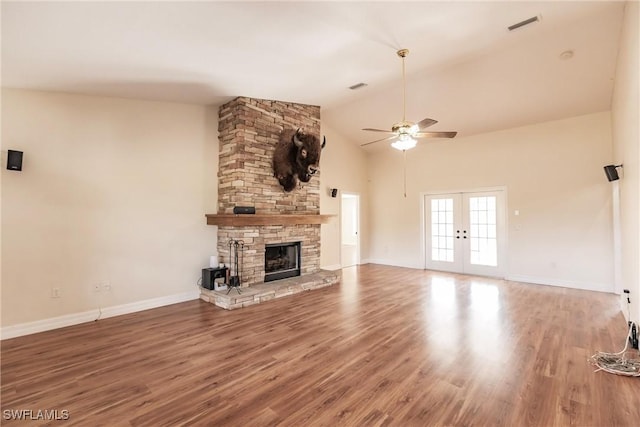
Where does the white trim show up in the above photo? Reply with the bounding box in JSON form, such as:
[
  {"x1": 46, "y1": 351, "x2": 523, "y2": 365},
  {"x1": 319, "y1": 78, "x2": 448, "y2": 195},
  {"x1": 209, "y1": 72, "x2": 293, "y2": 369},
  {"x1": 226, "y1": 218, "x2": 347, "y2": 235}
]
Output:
[
  {"x1": 505, "y1": 275, "x2": 614, "y2": 293},
  {"x1": 419, "y1": 192, "x2": 427, "y2": 270},
  {"x1": 1, "y1": 311, "x2": 98, "y2": 341},
  {"x1": 1, "y1": 290, "x2": 199, "y2": 340},
  {"x1": 367, "y1": 259, "x2": 423, "y2": 270},
  {"x1": 419, "y1": 185, "x2": 508, "y2": 197},
  {"x1": 612, "y1": 182, "x2": 622, "y2": 295},
  {"x1": 322, "y1": 264, "x2": 343, "y2": 271}
]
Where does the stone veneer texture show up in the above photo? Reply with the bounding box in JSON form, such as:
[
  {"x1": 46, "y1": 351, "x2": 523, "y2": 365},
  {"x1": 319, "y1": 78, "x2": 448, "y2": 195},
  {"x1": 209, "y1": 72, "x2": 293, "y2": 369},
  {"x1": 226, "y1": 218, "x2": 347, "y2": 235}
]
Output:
[{"x1": 217, "y1": 97, "x2": 322, "y2": 287}]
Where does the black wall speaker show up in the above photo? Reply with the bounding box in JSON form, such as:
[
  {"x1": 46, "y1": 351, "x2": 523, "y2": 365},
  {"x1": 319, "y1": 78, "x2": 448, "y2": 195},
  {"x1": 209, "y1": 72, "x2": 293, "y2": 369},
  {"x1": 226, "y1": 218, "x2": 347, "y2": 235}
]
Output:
[
  {"x1": 604, "y1": 164, "x2": 620, "y2": 182},
  {"x1": 331, "y1": 188, "x2": 338, "y2": 198},
  {"x1": 7, "y1": 150, "x2": 23, "y2": 171}
]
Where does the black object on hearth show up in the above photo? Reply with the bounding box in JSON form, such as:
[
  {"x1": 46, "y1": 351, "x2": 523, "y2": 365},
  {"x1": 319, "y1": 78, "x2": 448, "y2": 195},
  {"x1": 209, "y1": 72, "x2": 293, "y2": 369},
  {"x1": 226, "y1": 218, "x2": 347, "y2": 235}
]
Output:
[
  {"x1": 227, "y1": 239, "x2": 245, "y2": 294},
  {"x1": 202, "y1": 267, "x2": 228, "y2": 290}
]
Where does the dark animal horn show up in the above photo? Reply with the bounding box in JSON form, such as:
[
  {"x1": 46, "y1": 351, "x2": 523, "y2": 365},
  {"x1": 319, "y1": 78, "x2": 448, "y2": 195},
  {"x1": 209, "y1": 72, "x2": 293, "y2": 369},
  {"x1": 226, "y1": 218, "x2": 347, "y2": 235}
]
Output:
[
  {"x1": 293, "y1": 128, "x2": 303, "y2": 147},
  {"x1": 321, "y1": 136, "x2": 326, "y2": 149}
]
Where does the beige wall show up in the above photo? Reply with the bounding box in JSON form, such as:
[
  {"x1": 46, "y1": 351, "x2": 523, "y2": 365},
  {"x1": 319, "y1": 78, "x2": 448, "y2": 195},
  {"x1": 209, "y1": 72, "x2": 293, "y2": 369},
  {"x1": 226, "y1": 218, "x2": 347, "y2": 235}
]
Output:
[
  {"x1": 612, "y1": 1, "x2": 639, "y2": 323},
  {"x1": 1, "y1": 89, "x2": 218, "y2": 327},
  {"x1": 0, "y1": 89, "x2": 368, "y2": 332},
  {"x1": 367, "y1": 111, "x2": 614, "y2": 292},
  {"x1": 320, "y1": 122, "x2": 369, "y2": 269}
]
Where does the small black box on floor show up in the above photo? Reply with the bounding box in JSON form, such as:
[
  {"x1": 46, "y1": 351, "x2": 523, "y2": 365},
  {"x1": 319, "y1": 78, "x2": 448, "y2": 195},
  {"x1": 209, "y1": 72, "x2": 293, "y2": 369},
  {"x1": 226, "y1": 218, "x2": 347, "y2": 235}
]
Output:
[
  {"x1": 202, "y1": 267, "x2": 228, "y2": 290},
  {"x1": 233, "y1": 206, "x2": 255, "y2": 214}
]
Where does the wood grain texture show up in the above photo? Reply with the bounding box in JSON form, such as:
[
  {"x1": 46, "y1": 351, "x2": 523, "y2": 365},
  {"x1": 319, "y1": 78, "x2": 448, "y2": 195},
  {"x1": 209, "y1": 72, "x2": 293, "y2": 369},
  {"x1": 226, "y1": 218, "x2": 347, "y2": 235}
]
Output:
[
  {"x1": 2, "y1": 265, "x2": 638, "y2": 426},
  {"x1": 205, "y1": 214, "x2": 334, "y2": 226}
]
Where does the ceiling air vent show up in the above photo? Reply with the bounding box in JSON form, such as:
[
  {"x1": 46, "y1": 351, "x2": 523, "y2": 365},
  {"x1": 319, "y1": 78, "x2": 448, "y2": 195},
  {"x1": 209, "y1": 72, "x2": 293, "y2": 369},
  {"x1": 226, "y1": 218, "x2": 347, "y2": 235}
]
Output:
[
  {"x1": 508, "y1": 15, "x2": 540, "y2": 31},
  {"x1": 349, "y1": 82, "x2": 368, "y2": 90}
]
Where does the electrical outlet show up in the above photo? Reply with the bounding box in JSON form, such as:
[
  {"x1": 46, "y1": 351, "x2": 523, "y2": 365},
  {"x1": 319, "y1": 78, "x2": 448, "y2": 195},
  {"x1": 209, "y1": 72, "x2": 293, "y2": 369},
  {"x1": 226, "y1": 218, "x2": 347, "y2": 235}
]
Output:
[
  {"x1": 102, "y1": 282, "x2": 112, "y2": 292},
  {"x1": 51, "y1": 288, "x2": 61, "y2": 298}
]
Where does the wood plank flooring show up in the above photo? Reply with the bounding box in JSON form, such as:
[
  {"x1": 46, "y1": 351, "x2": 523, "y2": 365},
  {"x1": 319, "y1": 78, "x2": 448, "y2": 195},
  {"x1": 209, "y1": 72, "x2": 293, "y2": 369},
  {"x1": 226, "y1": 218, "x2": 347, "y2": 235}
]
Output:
[{"x1": 2, "y1": 265, "x2": 638, "y2": 426}]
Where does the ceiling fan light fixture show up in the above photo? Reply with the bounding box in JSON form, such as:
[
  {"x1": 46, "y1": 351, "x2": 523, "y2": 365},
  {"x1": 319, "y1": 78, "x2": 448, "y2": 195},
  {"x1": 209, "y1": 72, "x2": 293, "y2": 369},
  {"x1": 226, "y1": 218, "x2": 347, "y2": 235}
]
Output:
[
  {"x1": 360, "y1": 48, "x2": 457, "y2": 149},
  {"x1": 391, "y1": 135, "x2": 417, "y2": 151}
]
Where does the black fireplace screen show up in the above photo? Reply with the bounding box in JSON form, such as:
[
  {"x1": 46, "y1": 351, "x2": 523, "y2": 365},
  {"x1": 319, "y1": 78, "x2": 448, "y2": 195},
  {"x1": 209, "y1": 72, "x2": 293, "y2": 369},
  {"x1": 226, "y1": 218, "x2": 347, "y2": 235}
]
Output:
[{"x1": 264, "y1": 242, "x2": 301, "y2": 282}]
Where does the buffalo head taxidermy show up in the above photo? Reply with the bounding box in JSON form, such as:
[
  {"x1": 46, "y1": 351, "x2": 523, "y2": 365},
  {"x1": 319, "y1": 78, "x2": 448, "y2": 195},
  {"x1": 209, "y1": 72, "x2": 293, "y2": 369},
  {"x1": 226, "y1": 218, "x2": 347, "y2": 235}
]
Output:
[{"x1": 273, "y1": 128, "x2": 326, "y2": 192}]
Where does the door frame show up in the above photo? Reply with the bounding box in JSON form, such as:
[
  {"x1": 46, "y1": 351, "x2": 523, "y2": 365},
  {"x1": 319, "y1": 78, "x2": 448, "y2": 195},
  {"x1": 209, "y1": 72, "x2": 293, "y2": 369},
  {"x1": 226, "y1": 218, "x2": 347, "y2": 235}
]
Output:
[
  {"x1": 420, "y1": 186, "x2": 508, "y2": 277},
  {"x1": 340, "y1": 191, "x2": 361, "y2": 267}
]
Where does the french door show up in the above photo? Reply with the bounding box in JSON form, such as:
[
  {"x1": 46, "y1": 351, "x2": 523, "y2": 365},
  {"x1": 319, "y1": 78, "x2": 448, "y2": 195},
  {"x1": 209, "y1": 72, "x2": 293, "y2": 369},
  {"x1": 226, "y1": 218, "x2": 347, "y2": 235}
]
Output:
[{"x1": 425, "y1": 190, "x2": 506, "y2": 277}]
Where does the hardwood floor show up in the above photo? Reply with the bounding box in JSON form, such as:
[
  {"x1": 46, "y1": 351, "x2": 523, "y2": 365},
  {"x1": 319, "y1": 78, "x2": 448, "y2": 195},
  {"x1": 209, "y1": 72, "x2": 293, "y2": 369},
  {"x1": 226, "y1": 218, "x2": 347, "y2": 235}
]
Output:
[{"x1": 2, "y1": 265, "x2": 638, "y2": 426}]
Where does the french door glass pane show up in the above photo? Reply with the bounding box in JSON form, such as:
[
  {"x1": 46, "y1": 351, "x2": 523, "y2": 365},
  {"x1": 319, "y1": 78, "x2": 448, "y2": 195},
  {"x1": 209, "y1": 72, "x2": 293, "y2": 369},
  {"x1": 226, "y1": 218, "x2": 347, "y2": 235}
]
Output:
[
  {"x1": 431, "y1": 198, "x2": 454, "y2": 262},
  {"x1": 468, "y1": 196, "x2": 497, "y2": 266}
]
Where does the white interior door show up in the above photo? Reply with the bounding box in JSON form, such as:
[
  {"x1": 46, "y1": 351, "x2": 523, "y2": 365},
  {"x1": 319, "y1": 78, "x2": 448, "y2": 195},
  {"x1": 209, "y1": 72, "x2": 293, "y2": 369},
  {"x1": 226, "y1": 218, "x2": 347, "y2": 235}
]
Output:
[
  {"x1": 425, "y1": 190, "x2": 506, "y2": 277},
  {"x1": 341, "y1": 193, "x2": 360, "y2": 267}
]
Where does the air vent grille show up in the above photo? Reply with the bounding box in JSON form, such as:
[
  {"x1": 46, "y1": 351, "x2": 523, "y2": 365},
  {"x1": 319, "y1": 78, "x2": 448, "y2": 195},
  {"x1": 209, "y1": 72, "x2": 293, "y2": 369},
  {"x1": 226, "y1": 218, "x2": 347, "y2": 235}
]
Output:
[
  {"x1": 349, "y1": 82, "x2": 368, "y2": 90},
  {"x1": 508, "y1": 15, "x2": 540, "y2": 31}
]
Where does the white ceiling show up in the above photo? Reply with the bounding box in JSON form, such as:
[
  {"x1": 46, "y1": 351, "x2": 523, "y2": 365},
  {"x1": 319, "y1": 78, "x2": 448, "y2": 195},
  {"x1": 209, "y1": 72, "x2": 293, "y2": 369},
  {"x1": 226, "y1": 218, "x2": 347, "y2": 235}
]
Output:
[{"x1": 1, "y1": 1, "x2": 625, "y2": 149}]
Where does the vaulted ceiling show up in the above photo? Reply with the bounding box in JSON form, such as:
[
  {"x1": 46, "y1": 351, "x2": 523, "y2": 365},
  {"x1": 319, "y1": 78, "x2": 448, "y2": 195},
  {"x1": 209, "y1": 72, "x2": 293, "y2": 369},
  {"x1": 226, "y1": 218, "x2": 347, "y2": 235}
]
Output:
[{"x1": 1, "y1": 1, "x2": 625, "y2": 148}]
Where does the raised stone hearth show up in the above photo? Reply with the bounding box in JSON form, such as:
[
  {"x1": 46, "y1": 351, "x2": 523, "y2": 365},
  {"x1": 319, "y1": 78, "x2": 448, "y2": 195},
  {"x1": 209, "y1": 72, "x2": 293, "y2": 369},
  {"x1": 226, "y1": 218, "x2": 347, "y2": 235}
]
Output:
[
  {"x1": 201, "y1": 96, "x2": 338, "y2": 309},
  {"x1": 200, "y1": 270, "x2": 340, "y2": 310}
]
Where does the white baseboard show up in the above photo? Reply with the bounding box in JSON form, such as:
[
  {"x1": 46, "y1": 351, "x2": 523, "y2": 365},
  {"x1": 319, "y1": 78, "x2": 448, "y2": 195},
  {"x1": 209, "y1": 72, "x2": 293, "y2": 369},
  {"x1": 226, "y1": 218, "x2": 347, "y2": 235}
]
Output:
[
  {"x1": 1, "y1": 290, "x2": 199, "y2": 340},
  {"x1": 505, "y1": 275, "x2": 614, "y2": 293},
  {"x1": 366, "y1": 259, "x2": 423, "y2": 270},
  {"x1": 323, "y1": 261, "x2": 372, "y2": 270},
  {"x1": 348, "y1": 265, "x2": 613, "y2": 294}
]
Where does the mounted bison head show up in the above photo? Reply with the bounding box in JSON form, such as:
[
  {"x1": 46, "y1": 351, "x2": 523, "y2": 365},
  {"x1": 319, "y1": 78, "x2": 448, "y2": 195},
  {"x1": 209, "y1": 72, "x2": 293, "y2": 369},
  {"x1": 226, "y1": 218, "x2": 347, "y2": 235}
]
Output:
[{"x1": 273, "y1": 128, "x2": 326, "y2": 192}]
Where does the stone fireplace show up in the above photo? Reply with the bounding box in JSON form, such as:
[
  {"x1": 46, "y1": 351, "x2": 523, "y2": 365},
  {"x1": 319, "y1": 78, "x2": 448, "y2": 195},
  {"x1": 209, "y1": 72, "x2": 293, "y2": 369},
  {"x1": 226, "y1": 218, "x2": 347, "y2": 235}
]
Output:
[{"x1": 200, "y1": 96, "x2": 339, "y2": 309}]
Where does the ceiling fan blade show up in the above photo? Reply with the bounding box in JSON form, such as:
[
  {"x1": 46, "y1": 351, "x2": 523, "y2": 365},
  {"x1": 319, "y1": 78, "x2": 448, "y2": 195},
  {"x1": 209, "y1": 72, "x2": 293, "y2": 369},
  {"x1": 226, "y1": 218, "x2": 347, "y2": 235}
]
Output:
[
  {"x1": 416, "y1": 118, "x2": 438, "y2": 130},
  {"x1": 362, "y1": 128, "x2": 395, "y2": 134},
  {"x1": 414, "y1": 131, "x2": 458, "y2": 139},
  {"x1": 360, "y1": 135, "x2": 397, "y2": 147}
]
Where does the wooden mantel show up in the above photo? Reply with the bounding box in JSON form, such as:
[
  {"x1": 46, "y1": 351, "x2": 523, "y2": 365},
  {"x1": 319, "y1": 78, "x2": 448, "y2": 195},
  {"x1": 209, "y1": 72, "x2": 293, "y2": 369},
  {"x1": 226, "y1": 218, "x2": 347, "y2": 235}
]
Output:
[{"x1": 205, "y1": 214, "x2": 334, "y2": 227}]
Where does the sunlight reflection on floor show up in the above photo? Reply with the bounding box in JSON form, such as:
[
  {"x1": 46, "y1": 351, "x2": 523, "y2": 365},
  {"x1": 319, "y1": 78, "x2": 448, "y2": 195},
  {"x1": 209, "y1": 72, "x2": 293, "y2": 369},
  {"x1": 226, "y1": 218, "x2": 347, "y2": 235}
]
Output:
[
  {"x1": 339, "y1": 266, "x2": 360, "y2": 319},
  {"x1": 422, "y1": 273, "x2": 514, "y2": 374}
]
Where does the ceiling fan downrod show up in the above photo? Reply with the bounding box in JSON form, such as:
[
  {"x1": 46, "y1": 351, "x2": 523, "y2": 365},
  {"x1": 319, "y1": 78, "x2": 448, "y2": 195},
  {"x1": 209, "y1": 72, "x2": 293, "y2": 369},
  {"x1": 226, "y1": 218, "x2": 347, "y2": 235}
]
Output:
[{"x1": 397, "y1": 49, "x2": 409, "y2": 123}]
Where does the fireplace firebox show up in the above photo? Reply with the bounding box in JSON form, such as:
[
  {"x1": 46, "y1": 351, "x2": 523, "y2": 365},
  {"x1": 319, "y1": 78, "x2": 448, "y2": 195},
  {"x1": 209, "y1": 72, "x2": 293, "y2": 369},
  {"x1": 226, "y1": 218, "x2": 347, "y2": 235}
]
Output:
[{"x1": 265, "y1": 242, "x2": 301, "y2": 282}]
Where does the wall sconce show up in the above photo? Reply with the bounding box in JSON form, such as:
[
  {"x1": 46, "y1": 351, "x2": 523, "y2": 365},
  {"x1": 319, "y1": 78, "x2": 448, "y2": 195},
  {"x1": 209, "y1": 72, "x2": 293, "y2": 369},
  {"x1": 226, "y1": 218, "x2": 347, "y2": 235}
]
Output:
[
  {"x1": 330, "y1": 188, "x2": 338, "y2": 198},
  {"x1": 603, "y1": 164, "x2": 623, "y2": 182}
]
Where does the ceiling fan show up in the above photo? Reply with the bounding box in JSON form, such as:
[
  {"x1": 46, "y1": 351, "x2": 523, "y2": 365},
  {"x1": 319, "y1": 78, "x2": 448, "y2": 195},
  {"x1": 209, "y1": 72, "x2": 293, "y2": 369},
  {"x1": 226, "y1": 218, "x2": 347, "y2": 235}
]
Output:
[{"x1": 361, "y1": 49, "x2": 457, "y2": 150}]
